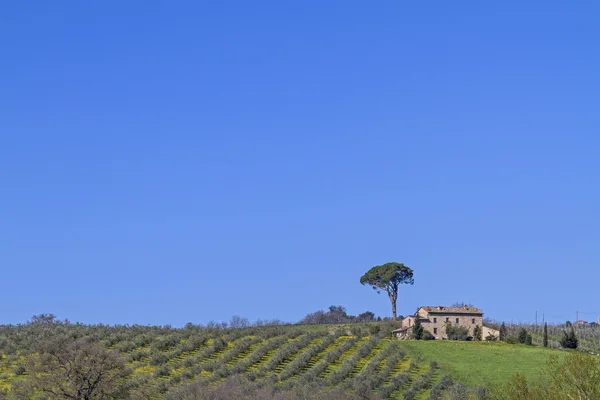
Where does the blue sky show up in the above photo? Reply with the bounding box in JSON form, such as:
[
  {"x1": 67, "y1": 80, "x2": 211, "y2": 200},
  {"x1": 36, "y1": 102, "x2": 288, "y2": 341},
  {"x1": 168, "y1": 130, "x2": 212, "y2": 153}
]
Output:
[{"x1": 1, "y1": 1, "x2": 598, "y2": 326}]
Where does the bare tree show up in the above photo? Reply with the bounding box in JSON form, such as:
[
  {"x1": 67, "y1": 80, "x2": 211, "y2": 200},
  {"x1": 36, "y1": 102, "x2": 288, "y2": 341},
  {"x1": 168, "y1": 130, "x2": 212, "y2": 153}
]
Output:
[{"x1": 15, "y1": 337, "x2": 131, "y2": 400}]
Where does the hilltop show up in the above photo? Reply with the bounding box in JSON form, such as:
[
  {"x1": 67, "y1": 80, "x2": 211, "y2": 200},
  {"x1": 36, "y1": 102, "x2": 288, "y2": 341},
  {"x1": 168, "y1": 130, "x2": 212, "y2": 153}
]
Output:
[{"x1": 0, "y1": 321, "x2": 567, "y2": 399}]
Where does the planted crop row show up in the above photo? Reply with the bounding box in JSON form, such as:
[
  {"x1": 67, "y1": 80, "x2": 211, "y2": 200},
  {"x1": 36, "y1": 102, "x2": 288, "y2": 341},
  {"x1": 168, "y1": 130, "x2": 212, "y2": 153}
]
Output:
[
  {"x1": 382, "y1": 357, "x2": 421, "y2": 399},
  {"x1": 351, "y1": 339, "x2": 395, "y2": 387},
  {"x1": 428, "y1": 375, "x2": 453, "y2": 400},
  {"x1": 402, "y1": 361, "x2": 438, "y2": 400},
  {"x1": 352, "y1": 341, "x2": 406, "y2": 393},
  {"x1": 236, "y1": 330, "x2": 302, "y2": 374},
  {"x1": 255, "y1": 332, "x2": 327, "y2": 378},
  {"x1": 278, "y1": 331, "x2": 346, "y2": 382},
  {"x1": 296, "y1": 335, "x2": 359, "y2": 385},
  {"x1": 326, "y1": 335, "x2": 379, "y2": 385}
]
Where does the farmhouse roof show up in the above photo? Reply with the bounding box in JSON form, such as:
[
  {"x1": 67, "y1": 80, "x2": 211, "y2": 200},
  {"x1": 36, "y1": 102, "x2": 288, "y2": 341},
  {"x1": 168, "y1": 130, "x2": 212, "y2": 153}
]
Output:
[{"x1": 420, "y1": 305, "x2": 483, "y2": 315}]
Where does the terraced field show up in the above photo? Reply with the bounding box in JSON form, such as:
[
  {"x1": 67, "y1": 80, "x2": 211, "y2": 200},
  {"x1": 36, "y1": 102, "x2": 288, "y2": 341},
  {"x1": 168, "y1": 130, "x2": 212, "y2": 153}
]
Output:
[
  {"x1": 0, "y1": 323, "x2": 565, "y2": 399},
  {"x1": 0, "y1": 325, "x2": 450, "y2": 399}
]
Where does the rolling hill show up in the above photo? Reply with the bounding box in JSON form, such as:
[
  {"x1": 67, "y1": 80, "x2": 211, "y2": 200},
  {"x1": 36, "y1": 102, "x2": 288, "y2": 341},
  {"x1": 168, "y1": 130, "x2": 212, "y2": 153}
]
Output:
[{"x1": 0, "y1": 322, "x2": 567, "y2": 399}]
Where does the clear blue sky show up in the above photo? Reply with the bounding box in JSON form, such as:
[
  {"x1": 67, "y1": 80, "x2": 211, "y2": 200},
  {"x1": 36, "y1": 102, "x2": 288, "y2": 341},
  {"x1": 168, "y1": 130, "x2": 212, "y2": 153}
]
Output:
[{"x1": 1, "y1": 1, "x2": 599, "y2": 326}]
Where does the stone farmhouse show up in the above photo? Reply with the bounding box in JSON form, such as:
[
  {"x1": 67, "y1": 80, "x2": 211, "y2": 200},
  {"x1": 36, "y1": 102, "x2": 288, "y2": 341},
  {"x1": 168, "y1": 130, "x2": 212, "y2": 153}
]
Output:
[{"x1": 392, "y1": 305, "x2": 499, "y2": 340}]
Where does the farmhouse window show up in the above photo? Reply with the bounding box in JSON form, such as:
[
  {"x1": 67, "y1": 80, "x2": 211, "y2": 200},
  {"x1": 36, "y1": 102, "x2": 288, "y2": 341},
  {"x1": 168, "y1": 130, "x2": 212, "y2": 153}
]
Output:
[
  {"x1": 472, "y1": 318, "x2": 475, "y2": 324},
  {"x1": 433, "y1": 318, "x2": 437, "y2": 323},
  {"x1": 445, "y1": 317, "x2": 449, "y2": 322},
  {"x1": 456, "y1": 318, "x2": 459, "y2": 323},
  {"x1": 434, "y1": 328, "x2": 437, "y2": 334}
]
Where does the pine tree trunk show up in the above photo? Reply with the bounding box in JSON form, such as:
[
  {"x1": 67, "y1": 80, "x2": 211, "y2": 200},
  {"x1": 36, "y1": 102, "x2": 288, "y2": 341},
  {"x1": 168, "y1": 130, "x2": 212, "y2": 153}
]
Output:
[{"x1": 389, "y1": 291, "x2": 398, "y2": 320}]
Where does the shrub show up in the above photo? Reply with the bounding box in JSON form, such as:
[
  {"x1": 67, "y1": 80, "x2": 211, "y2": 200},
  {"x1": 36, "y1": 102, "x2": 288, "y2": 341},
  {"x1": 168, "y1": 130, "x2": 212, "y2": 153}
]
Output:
[
  {"x1": 499, "y1": 322, "x2": 508, "y2": 341},
  {"x1": 152, "y1": 335, "x2": 180, "y2": 352},
  {"x1": 422, "y1": 330, "x2": 435, "y2": 340},
  {"x1": 13, "y1": 365, "x2": 26, "y2": 375},
  {"x1": 412, "y1": 317, "x2": 424, "y2": 340},
  {"x1": 518, "y1": 328, "x2": 528, "y2": 344},
  {"x1": 150, "y1": 352, "x2": 168, "y2": 366},
  {"x1": 116, "y1": 340, "x2": 137, "y2": 352},
  {"x1": 154, "y1": 365, "x2": 170, "y2": 378},
  {"x1": 448, "y1": 382, "x2": 469, "y2": 400},
  {"x1": 349, "y1": 325, "x2": 364, "y2": 337},
  {"x1": 485, "y1": 332, "x2": 498, "y2": 341},
  {"x1": 368, "y1": 325, "x2": 380, "y2": 335},
  {"x1": 498, "y1": 352, "x2": 600, "y2": 399},
  {"x1": 525, "y1": 333, "x2": 533, "y2": 346},
  {"x1": 560, "y1": 327, "x2": 578, "y2": 349},
  {"x1": 446, "y1": 324, "x2": 470, "y2": 341},
  {"x1": 506, "y1": 335, "x2": 519, "y2": 344},
  {"x1": 473, "y1": 325, "x2": 483, "y2": 341},
  {"x1": 429, "y1": 375, "x2": 453, "y2": 400}
]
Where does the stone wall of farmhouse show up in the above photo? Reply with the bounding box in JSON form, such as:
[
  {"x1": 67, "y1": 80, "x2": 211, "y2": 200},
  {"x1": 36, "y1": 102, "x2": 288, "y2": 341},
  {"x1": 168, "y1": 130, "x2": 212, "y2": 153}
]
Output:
[
  {"x1": 402, "y1": 316, "x2": 416, "y2": 329},
  {"x1": 421, "y1": 313, "x2": 483, "y2": 339},
  {"x1": 482, "y1": 326, "x2": 499, "y2": 339}
]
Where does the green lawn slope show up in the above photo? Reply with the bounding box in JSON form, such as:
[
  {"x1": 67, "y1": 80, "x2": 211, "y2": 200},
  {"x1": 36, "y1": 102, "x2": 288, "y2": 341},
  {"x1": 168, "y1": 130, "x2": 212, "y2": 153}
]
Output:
[{"x1": 400, "y1": 340, "x2": 563, "y2": 387}]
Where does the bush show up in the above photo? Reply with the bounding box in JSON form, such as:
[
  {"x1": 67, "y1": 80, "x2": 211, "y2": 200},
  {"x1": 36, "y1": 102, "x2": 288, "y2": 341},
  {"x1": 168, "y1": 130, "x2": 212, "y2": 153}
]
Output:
[
  {"x1": 525, "y1": 333, "x2": 533, "y2": 346},
  {"x1": 485, "y1": 332, "x2": 498, "y2": 341},
  {"x1": 473, "y1": 325, "x2": 483, "y2": 341},
  {"x1": 150, "y1": 352, "x2": 168, "y2": 366},
  {"x1": 154, "y1": 365, "x2": 170, "y2": 378},
  {"x1": 498, "y1": 352, "x2": 600, "y2": 399},
  {"x1": 506, "y1": 335, "x2": 519, "y2": 344},
  {"x1": 423, "y1": 330, "x2": 435, "y2": 340},
  {"x1": 429, "y1": 375, "x2": 453, "y2": 400},
  {"x1": 448, "y1": 382, "x2": 469, "y2": 400},
  {"x1": 378, "y1": 372, "x2": 410, "y2": 398},
  {"x1": 13, "y1": 364, "x2": 26, "y2": 375},
  {"x1": 412, "y1": 318, "x2": 424, "y2": 340},
  {"x1": 152, "y1": 335, "x2": 180, "y2": 352},
  {"x1": 368, "y1": 325, "x2": 380, "y2": 335},
  {"x1": 446, "y1": 324, "x2": 470, "y2": 341},
  {"x1": 518, "y1": 328, "x2": 528, "y2": 344},
  {"x1": 560, "y1": 327, "x2": 579, "y2": 349},
  {"x1": 499, "y1": 322, "x2": 508, "y2": 342}
]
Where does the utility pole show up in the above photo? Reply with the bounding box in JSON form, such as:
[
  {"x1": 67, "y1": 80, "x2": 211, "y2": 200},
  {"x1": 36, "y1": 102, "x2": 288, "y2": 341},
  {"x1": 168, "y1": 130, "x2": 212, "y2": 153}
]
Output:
[
  {"x1": 542, "y1": 313, "x2": 545, "y2": 325},
  {"x1": 576, "y1": 310, "x2": 579, "y2": 322},
  {"x1": 536, "y1": 311, "x2": 538, "y2": 326}
]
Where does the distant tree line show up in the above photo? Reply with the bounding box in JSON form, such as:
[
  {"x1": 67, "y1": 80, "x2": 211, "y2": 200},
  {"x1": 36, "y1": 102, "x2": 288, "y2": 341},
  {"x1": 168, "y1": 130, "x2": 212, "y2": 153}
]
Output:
[
  {"x1": 495, "y1": 321, "x2": 579, "y2": 349},
  {"x1": 299, "y1": 306, "x2": 381, "y2": 325}
]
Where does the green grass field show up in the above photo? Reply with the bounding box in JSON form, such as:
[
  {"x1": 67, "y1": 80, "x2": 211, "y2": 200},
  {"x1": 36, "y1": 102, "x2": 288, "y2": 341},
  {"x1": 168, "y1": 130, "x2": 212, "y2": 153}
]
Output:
[
  {"x1": 401, "y1": 340, "x2": 563, "y2": 387},
  {"x1": 0, "y1": 324, "x2": 566, "y2": 399}
]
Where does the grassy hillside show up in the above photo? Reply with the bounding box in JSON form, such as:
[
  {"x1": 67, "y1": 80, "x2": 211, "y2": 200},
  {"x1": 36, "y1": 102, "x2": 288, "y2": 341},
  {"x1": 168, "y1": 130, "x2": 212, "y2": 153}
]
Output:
[
  {"x1": 401, "y1": 340, "x2": 563, "y2": 387},
  {"x1": 0, "y1": 323, "x2": 564, "y2": 399}
]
